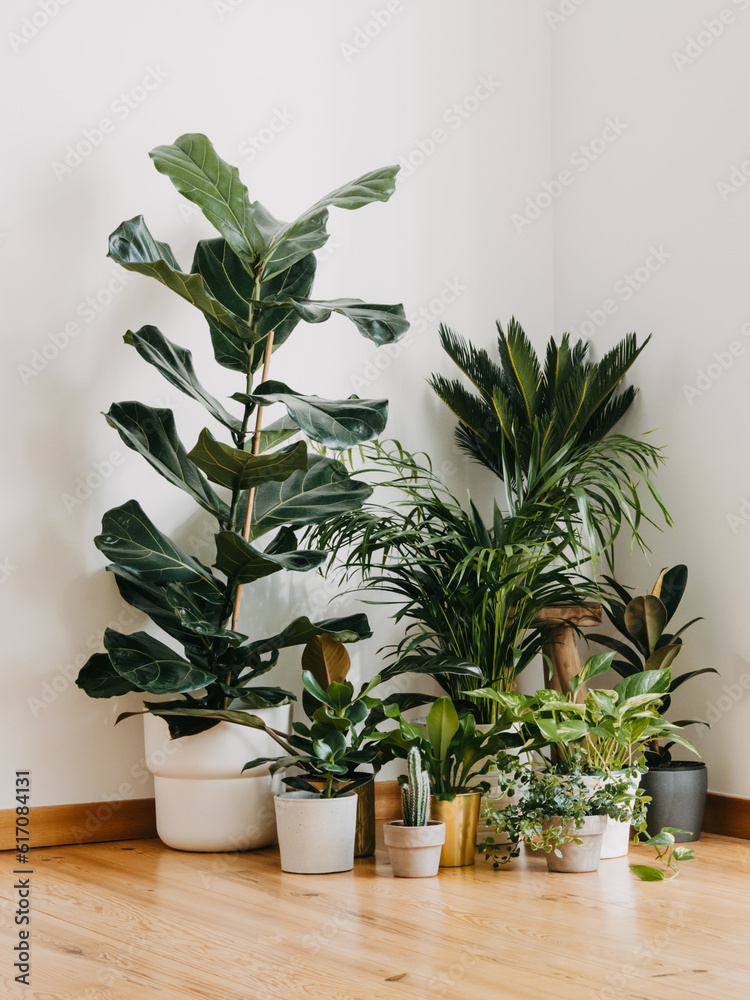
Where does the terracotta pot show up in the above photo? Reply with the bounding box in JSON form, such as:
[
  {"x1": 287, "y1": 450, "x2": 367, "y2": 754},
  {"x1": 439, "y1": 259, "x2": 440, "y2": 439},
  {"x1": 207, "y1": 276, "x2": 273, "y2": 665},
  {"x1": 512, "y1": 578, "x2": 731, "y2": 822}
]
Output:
[
  {"x1": 431, "y1": 791, "x2": 481, "y2": 867},
  {"x1": 543, "y1": 814, "x2": 607, "y2": 872},
  {"x1": 274, "y1": 791, "x2": 357, "y2": 874},
  {"x1": 383, "y1": 820, "x2": 446, "y2": 877}
]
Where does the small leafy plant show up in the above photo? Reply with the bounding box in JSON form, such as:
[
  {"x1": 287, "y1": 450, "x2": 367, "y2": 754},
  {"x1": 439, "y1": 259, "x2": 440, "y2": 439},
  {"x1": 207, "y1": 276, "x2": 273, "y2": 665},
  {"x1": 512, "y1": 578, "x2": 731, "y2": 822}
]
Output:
[{"x1": 630, "y1": 827, "x2": 696, "y2": 881}]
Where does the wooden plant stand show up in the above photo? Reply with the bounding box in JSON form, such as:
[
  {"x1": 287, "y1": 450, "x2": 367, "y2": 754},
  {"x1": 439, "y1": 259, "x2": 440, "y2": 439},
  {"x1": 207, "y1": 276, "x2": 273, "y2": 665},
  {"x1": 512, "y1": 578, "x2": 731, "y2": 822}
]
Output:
[{"x1": 534, "y1": 603, "x2": 602, "y2": 700}]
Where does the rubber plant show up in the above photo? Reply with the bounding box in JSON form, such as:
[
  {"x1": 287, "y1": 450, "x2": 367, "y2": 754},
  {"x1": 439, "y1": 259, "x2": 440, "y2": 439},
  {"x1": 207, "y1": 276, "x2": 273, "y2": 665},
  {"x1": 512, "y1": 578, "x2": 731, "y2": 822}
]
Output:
[{"x1": 75, "y1": 133, "x2": 409, "y2": 738}]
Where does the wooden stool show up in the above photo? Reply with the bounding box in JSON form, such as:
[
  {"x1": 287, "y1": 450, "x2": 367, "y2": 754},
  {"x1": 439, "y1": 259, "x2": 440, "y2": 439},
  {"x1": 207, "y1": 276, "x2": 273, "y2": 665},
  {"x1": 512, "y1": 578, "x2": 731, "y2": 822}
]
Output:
[{"x1": 534, "y1": 603, "x2": 602, "y2": 701}]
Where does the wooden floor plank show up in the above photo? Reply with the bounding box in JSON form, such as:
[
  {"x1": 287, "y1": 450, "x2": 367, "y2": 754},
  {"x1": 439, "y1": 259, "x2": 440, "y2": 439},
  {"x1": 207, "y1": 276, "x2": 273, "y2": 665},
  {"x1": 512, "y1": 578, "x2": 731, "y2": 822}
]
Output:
[{"x1": 0, "y1": 834, "x2": 748, "y2": 999}]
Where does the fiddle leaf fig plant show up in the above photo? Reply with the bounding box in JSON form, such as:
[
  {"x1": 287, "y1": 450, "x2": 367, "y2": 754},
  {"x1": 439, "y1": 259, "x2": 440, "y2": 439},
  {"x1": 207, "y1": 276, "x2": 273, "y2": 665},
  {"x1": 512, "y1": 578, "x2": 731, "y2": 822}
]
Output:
[{"x1": 76, "y1": 133, "x2": 409, "y2": 738}]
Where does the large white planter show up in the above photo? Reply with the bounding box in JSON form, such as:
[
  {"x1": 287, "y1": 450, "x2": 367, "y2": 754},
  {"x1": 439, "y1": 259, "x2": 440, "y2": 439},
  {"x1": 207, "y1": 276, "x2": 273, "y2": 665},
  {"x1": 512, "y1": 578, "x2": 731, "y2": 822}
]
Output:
[
  {"x1": 143, "y1": 704, "x2": 291, "y2": 853},
  {"x1": 274, "y1": 791, "x2": 358, "y2": 874},
  {"x1": 583, "y1": 770, "x2": 642, "y2": 859}
]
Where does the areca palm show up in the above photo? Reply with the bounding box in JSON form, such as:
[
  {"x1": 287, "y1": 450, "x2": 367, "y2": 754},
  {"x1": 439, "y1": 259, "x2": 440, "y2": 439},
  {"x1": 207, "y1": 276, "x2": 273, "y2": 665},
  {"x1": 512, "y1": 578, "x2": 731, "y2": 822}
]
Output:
[{"x1": 430, "y1": 319, "x2": 669, "y2": 567}]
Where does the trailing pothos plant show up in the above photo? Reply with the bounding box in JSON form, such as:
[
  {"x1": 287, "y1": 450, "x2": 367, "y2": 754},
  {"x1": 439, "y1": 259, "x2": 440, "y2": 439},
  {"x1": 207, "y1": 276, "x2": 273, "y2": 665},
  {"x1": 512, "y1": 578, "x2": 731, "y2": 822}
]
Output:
[{"x1": 75, "y1": 133, "x2": 409, "y2": 738}]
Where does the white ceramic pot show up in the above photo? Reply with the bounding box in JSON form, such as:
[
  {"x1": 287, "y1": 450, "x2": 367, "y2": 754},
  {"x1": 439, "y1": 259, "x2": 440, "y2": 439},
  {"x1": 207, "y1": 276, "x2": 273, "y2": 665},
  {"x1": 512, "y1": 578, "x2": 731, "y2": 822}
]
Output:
[
  {"x1": 383, "y1": 820, "x2": 446, "y2": 877},
  {"x1": 274, "y1": 791, "x2": 358, "y2": 874},
  {"x1": 143, "y1": 704, "x2": 291, "y2": 852},
  {"x1": 583, "y1": 770, "x2": 642, "y2": 859}
]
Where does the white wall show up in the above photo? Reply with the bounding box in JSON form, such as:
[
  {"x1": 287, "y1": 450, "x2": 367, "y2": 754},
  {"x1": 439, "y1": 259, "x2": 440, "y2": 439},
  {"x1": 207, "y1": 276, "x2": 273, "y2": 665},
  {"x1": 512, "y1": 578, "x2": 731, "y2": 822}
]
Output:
[
  {"x1": 1, "y1": 0, "x2": 552, "y2": 808},
  {"x1": 4, "y1": 1, "x2": 746, "y2": 809}
]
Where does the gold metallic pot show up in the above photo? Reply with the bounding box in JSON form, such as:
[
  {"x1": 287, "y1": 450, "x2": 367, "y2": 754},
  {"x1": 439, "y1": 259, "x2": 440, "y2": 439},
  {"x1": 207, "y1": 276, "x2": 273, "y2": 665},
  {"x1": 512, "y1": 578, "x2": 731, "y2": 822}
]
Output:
[
  {"x1": 308, "y1": 775, "x2": 375, "y2": 857},
  {"x1": 431, "y1": 791, "x2": 481, "y2": 867}
]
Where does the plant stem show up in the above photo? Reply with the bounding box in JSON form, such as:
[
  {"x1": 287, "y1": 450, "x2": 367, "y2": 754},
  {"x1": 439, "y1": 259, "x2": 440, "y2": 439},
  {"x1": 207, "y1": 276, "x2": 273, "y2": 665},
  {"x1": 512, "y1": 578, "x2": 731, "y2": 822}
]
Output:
[{"x1": 231, "y1": 329, "x2": 275, "y2": 635}]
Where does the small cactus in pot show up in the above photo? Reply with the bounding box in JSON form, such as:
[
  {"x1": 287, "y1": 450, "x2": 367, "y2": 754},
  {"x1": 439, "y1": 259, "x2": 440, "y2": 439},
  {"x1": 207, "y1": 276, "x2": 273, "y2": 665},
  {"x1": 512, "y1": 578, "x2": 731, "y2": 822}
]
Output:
[
  {"x1": 384, "y1": 747, "x2": 445, "y2": 877},
  {"x1": 402, "y1": 747, "x2": 430, "y2": 826}
]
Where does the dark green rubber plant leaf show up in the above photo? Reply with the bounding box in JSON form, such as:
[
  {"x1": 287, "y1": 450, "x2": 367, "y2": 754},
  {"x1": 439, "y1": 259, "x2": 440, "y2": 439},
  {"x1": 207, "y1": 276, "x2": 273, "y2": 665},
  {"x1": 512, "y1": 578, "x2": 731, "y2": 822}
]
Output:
[
  {"x1": 244, "y1": 613, "x2": 373, "y2": 656},
  {"x1": 103, "y1": 628, "x2": 217, "y2": 694},
  {"x1": 124, "y1": 325, "x2": 241, "y2": 432},
  {"x1": 106, "y1": 402, "x2": 229, "y2": 521},
  {"x1": 283, "y1": 297, "x2": 409, "y2": 346},
  {"x1": 250, "y1": 453, "x2": 372, "y2": 533},
  {"x1": 76, "y1": 652, "x2": 141, "y2": 699},
  {"x1": 236, "y1": 381, "x2": 388, "y2": 449},
  {"x1": 96, "y1": 500, "x2": 220, "y2": 586},
  {"x1": 149, "y1": 133, "x2": 265, "y2": 262},
  {"x1": 108, "y1": 216, "x2": 253, "y2": 341},
  {"x1": 214, "y1": 531, "x2": 326, "y2": 584},
  {"x1": 188, "y1": 431, "x2": 307, "y2": 492}
]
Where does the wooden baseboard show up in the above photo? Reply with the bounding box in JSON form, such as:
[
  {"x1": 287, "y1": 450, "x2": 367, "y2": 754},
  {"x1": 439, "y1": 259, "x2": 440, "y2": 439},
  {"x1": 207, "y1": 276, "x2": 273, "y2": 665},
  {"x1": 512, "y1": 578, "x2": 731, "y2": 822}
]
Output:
[
  {"x1": 2, "y1": 785, "x2": 746, "y2": 851},
  {"x1": 0, "y1": 798, "x2": 156, "y2": 851},
  {"x1": 703, "y1": 792, "x2": 750, "y2": 840}
]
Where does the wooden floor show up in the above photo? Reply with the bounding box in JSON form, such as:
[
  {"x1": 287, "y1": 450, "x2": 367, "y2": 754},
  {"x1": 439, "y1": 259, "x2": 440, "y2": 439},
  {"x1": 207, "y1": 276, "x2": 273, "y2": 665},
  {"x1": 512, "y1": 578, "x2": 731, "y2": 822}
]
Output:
[{"x1": 1, "y1": 834, "x2": 749, "y2": 999}]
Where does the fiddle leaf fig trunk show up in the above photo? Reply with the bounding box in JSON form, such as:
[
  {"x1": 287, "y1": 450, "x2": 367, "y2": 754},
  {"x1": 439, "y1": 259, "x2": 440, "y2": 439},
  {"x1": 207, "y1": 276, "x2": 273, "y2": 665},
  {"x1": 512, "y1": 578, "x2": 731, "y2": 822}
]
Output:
[{"x1": 76, "y1": 133, "x2": 408, "y2": 736}]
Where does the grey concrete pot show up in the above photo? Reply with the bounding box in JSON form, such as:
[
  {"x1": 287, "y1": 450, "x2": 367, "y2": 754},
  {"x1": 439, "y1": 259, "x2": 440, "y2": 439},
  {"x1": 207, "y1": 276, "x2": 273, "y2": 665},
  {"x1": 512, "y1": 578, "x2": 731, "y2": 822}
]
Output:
[
  {"x1": 383, "y1": 820, "x2": 446, "y2": 877},
  {"x1": 543, "y1": 814, "x2": 607, "y2": 872},
  {"x1": 641, "y1": 762, "x2": 707, "y2": 842}
]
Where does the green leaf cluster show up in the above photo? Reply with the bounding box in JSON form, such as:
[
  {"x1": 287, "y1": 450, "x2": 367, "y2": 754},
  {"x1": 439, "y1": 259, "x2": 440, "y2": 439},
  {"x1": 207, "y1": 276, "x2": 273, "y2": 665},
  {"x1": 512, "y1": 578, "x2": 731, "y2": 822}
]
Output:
[{"x1": 76, "y1": 134, "x2": 409, "y2": 736}]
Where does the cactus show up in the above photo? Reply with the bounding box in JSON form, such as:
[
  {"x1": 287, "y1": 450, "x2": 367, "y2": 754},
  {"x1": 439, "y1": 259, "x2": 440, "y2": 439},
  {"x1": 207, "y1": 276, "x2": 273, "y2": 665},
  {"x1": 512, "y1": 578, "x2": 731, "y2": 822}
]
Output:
[{"x1": 401, "y1": 747, "x2": 430, "y2": 826}]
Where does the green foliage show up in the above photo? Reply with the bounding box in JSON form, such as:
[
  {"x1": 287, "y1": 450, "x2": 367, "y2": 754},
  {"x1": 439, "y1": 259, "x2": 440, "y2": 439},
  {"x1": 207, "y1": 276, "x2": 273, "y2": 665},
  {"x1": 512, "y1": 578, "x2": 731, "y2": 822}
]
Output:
[
  {"x1": 76, "y1": 134, "x2": 408, "y2": 736},
  {"x1": 629, "y1": 827, "x2": 696, "y2": 880},
  {"x1": 312, "y1": 441, "x2": 604, "y2": 721},
  {"x1": 430, "y1": 320, "x2": 670, "y2": 570},
  {"x1": 401, "y1": 747, "x2": 430, "y2": 826},
  {"x1": 587, "y1": 564, "x2": 714, "y2": 765}
]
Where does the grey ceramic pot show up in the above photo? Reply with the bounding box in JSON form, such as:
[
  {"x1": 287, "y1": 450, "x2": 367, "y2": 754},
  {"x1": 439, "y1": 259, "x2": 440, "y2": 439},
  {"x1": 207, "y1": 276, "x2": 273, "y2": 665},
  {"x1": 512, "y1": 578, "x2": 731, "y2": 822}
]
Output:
[
  {"x1": 641, "y1": 762, "x2": 707, "y2": 842},
  {"x1": 543, "y1": 814, "x2": 607, "y2": 873}
]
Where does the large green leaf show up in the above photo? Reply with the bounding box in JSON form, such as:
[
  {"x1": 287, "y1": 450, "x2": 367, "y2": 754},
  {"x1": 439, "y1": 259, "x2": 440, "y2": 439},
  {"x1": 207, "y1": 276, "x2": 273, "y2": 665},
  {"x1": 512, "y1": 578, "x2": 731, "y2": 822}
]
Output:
[
  {"x1": 149, "y1": 133, "x2": 265, "y2": 262},
  {"x1": 284, "y1": 297, "x2": 409, "y2": 346},
  {"x1": 108, "y1": 216, "x2": 252, "y2": 341},
  {"x1": 96, "y1": 500, "x2": 218, "y2": 586},
  {"x1": 658, "y1": 564, "x2": 688, "y2": 623},
  {"x1": 257, "y1": 415, "x2": 300, "y2": 453},
  {"x1": 238, "y1": 381, "x2": 388, "y2": 449},
  {"x1": 261, "y1": 210, "x2": 329, "y2": 281},
  {"x1": 106, "y1": 402, "x2": 228, "y2": 521},
  {"x1": 188, "y1": 431, "x2": 307, "y2": 491},
  {"x1": 206, "y1": 315, "x2": 250, "y2": 374},
  {"x1": 426, "y1": 697, "x2": 459, "y2": 762},
  {"x1": 244, "y1": 614, "x2": 372, "y2": 656},
  {"x1": 277, "y1": 165, "x2": 400, "y2": 236},
  {"x1": 124, "y1": 325, "x2": 240, "y2": 431},
  {"x1": 109, "y1": 565, "x2": 210, "y2": 652},
  {"x1": 76, "y1": 653, "x2": 141, "y2": 698},
  {"x1": 214, "y1": 531, "x2": 326, "y2": 584},
  {"x1": 625, "y1": 595, "x2": 667, "y2": 655},
  {"x1": 252, "y1": 252, "x2": 318, "y2": 366},
  {"x1": 192, "y1": 239, "x2": 257, "y2": 339},
  {"x1": 613, "y1": 666, "x2": 671, "y2": 702},
  {"x1": 103, "y1": 628, "x2": 216, "y2": 694},
  {"x1": 251, "y1": 453, "x2": 372, "y2": 531}
]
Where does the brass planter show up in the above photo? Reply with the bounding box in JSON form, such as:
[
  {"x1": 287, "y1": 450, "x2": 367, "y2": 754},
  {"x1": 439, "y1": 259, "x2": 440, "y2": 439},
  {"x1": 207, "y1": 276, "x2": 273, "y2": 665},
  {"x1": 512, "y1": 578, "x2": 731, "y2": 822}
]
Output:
[
  {"x1": 431, "y1": 791, "x2": 481, "y2": 867},
  {"x1": 307, "y1": 775, "x2": 375, "y2": 857}
]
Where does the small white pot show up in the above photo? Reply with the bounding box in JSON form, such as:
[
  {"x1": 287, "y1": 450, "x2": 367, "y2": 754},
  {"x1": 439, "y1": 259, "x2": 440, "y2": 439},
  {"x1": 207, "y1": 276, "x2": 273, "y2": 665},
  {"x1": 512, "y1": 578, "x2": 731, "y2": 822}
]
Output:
[
  {"x1": 383, "y1": 821, "x2": 446, "y2": 877},
  {"x1": 274, "y1": 791, "x2": 358, "y2": 874},
  {"x1": 143, "y1": 704, "x2": 291, "y2": 853},
  {"x1": 583, "y1": 771, "x2": 642, "y2": 859}
]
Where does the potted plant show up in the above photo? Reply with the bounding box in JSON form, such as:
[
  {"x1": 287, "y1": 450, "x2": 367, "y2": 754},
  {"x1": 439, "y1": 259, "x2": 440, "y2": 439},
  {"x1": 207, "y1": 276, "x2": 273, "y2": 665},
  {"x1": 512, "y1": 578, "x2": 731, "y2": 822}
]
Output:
[
  {"x1": 75, "y1": 132, "x2": 408, "y2": 851},
  {"x1": 383, "y1": 748, "x2": 446, "y2": 877},
  {"x1": 376, "y1": 695, "x2": 518, "y2": 867},
  {"x1": 222, "y1": 667, "x2": 384, "y2": 873},
  {"x1": 588, "y1": 564, "x2": 714, "y2": 841},
  {"x1": 474, "y1": 652, "x2": 698, "y2": 860},
  {"x1": 483, "y1": 753, "x2": 638, "y2": 873}
]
